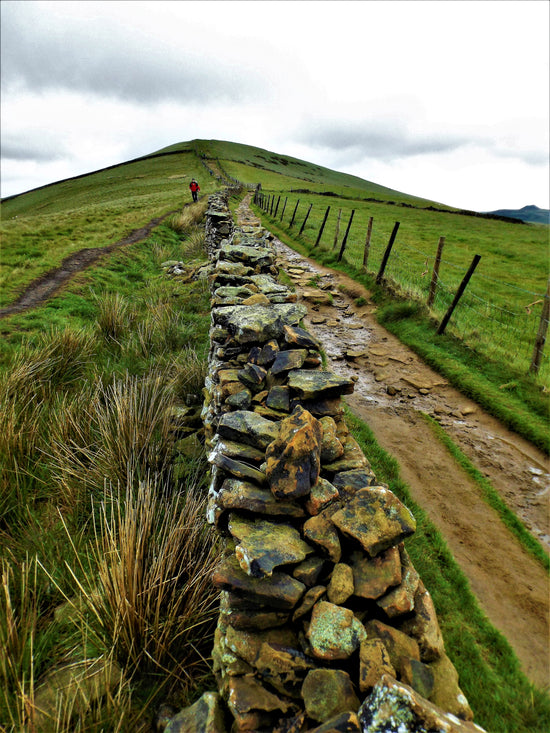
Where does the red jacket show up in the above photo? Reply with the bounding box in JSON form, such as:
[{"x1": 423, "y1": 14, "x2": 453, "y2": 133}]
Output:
[{"x1": 190, "y1": 181, "x2": 200, "y2": 192}]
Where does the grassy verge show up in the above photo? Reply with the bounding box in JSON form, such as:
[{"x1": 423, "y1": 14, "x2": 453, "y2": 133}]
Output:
[
  {"x1": 421, "y1": 412, "x2": 549, "y2": 570},
  {"x1": 0, "y1": 211, "x2": 218, "y2": 730},
  {"x1": 253, "y1": 205, "x2": 549, "y2": 454},
  {"x1": 345, "y1": 407, "x2": 550, "y2": 733}
]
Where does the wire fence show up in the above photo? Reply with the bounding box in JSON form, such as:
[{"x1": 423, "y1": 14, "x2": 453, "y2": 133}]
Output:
[{"x1": 254, "y1": 191, "x2": 549, "y2": 384}]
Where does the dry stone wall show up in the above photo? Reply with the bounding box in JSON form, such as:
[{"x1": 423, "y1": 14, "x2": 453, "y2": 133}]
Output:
[{"x1": 165, "y1": 191, "x2": 487, "y2": 733}]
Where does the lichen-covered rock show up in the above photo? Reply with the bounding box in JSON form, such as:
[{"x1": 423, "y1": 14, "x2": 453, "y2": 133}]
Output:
[
  {"x1": 218, "y1": 410, "x2": 280, "y2": 449},
  {"x1": 307, "y1": 601, "x2": 366, "y2": 660},
  {"x1": 303, "y1": 508, "x2": 342, "y2": 562},
  {"x1": 399, "y1": 657, "x2": 435, "y2": 699},
  {"x1": 218, "y1": 242, "x2": 275, "y2": 269},
  {"x1": 322, "y1": 434, "x2": 369, "y2": 472},
  {"x1": 397, "y1": 580, "x2": 445, "y2": 662},
  {"x1": 209, "y1": 450, "x2": 267, "y2": 484},
  {"x1": 220, "y1": 593, "x2": 290, "y2": 631},
  {"x1": 359, "y1": 638, "x2": 396, "y2": 695},
  {"x1": 164, "y1": 692, "x2": 226, "y2": 733},
  {"x1": 255, "y1": 642, "x2": 317, "y2": 698},
  {"x1": 428, "y1": 653, "x2": 474, "y2": 721},
  {"x1": 302, "y1": 669, "x2": 360, "y2": 722},
  {"x1": 305, "y1": 477, "x2": 340, "y2": 516},
  {"x1": 217, "y1": 478, "x2": 306, "y2": 519},
  {"x1": 327, "y1": 563, "x2": 354, "y2": 605},
  {"x1": 364, "y1": 620, "x2": 420, "y2": 677},
  {"x1": 358, "y1": 675, "x2": 484, "y2": 732},
  {"x1": 227, "y1": 674, "x2": 297, "y2": 723},
  {"x1": 228, "y1": 514, "x2": 313, "y2": 577},
  {"x1": 266, "y1": 385, "x2": 291, "y2": 411},
  {"x1": 213, "y1": 303, "x2": 307, "y2": 344},
  {"x1": 282, "y1": 324, "x2": 321, "y2": 350},
  {"x1": 292, "y1": 556, "x2": 326, "y2": 587},
  {"x1": 319, "y1": 416, "x2": 345, "y2": 463},
  {"x1": 287, "y1": 370, "x2": 355, "y2": 400},
  {"x1": 266, "y1": 406, "x2": 322, "y2": 499},
  {"x1": 376, "y1": 547, "x2": 420, "y2": 618},
  {"x1": 308, "y1": 711, "x2": 362, "y2": 732},
  {"x1": 350, "y1": 547, "x2": 402, "y2": 600},
  {"x1": 271, "y1": 349, "x2": 308, "y2": 374},
  {"x1": 292, "y1": 585, "x2": 326, "y2": 622},
  {"x1": 331, "y1": 468, "x2": 377, "y2": 493},
  {"x1": 331, "y1": 487, "x2": 416, "y2": 557},
  {"x1": 237, "y1": 363, "x2": 268, "y2": 390}
]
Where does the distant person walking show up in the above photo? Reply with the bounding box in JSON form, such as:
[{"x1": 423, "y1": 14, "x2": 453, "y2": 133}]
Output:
[{"x1": 189, "y1": 178, "x2": 200, "y2": 202}]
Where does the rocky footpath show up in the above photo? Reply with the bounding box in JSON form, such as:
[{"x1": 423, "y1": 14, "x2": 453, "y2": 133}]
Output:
[{"x1": 165, "y1": 192, "x2": 487, "y2": 733}]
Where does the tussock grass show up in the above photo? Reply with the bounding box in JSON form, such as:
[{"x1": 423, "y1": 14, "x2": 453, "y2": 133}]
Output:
[
  {"x1": 95, "y1": 291, "x2": 135, "y2": 342},
  {"x1": 168, "y1": 199, "x2": 208, "y2": 236},
  {"x1": 49, "y1": 370, "x2": 175, "y2": 504}
]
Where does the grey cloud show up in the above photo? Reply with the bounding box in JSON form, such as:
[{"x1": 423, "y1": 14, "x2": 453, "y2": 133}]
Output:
[
  {"x1": 1, "y1": 4, "x2": 259, "y2": 104},
  {"x1": 1, "y1": 138, "x2": 67, "y2": 162},
  {"x1": 299, "y1": 120, "x2": 548, "y2": 168},
  {"x1": 299, "y1": 120, "x2": 472, "y2": 161}
]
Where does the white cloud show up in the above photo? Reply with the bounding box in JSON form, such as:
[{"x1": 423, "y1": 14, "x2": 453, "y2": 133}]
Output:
[{"x1": 1, "y1": 0, "x2": 548, "y2": 210}]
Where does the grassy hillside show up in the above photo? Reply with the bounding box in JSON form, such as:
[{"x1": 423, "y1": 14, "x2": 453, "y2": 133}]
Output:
[{"x1": 0, "y1": 141, "x2": 549, "y2": 731}]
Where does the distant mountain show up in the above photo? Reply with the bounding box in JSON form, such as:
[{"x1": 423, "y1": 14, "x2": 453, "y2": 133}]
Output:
[{"x1": 484, "y1": 205, "x2": 549, "y2": 225}]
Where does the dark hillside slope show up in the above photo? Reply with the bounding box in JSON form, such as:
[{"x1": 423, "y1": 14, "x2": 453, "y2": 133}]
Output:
[{"x1": 486, "y1": 204, "x2": 549, "y2": 225}]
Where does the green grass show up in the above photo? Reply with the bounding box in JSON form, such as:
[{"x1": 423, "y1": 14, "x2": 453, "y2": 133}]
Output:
[
  {"x1": 252, "y1": 185, "x2": 549, "y2": 385},
  {"x1": 0, "y1": 212, "x2": 216, "y2": 730},
  {"x1": 345, "y1": 408, "x2": 550, "y2": 733},
  {"x1": 253, "y1": 205, "x2": 549, "y2": 454},
  {"x1": 0, "y1": 149, "x2": 215, "y2": 307}
]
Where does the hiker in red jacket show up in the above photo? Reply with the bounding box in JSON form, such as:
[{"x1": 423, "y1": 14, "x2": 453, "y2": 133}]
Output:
[{"x1": 189, "y1": 178, "x2": 200, "y2": 202}]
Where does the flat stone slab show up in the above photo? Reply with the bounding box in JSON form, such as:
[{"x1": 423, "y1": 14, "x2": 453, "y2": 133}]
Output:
[
  {"x1": 218, "y1": 410, "x2": 280, "y2": 449},
  {"x1": 287, "y1": 370, "x2": 355, "y2": 400},
  {"x1": 332, "y1": 487, "x2": 416, "y2": 557},
  {"x1": 217, "y1": 478, "x2": 306, "y2": 519},
  {"x1": 228, "y1": 514, "x2": 313, "y2": 577},
  {"x1": 212, "y1": 555, "x2": 306, "y2": 610},
  {"x1": 213, "y1": 303, "x2": 307, "y2": 344}
]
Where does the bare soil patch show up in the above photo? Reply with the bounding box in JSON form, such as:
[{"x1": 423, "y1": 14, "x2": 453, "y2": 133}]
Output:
[
  {"x1": 0, "y1": 209, "x2": 178, "y2": 319},
  {"x1": 237, "y1": 196, "x2": 550, "y2": 691}
]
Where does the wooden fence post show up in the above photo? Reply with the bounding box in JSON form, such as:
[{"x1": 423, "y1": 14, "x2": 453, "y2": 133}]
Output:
[
  {"x1": 289, "y1": 200, "x2": 300, "y2": 227},
  {"x1": 332, "y1": 208, "x2": 342, "y2": 249},
  {"x1": 362, "y1": 216, "x2": 373, "y2": 270},
  {"x1": 274, "y1": 196, "x2": 281, "y2": 218},
  {"x1": 529, "y1": 278, "x2": 550, "y2": 374},
  {"x1": 299, "y1": 203, "x2": 313, "y2": 236},
  {"x1": 428, "y1": 236, "x2": 445, "y2": 307},
  {"x1": 270, "y1": 196, "x2": 275, "y2": 215},
  {"x1": 437, "y1": 254, "x2": 481, "y2": 335},
  {"x1": 314, "y1": 205, "x2": 331, "y2": 247},
  {"x1": 280, "y1": 197, "x2": 288, "y2": 222},
  {"x1": 376, "y1": 222, "x2": 400, "y2": 283},
  {"x1": 337, "y1": 210, "x2": 355, "y2": 262}
]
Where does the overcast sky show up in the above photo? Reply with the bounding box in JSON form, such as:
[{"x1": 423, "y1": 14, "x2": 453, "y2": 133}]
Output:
[{"x1": 1, "y1": 0, "x2": 548, "y2": 211}]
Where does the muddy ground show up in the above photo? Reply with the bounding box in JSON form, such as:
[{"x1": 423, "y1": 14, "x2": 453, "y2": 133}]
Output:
[{"x1": 236, "y1": 196, "x2": 550, "y2": 691}]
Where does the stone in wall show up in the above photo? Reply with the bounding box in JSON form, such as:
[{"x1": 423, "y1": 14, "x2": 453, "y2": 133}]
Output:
[{"x1": 166, "y1": 191, "x2": 484, "y2": 733}]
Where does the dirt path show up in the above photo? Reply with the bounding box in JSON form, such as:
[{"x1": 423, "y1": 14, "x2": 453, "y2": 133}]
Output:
[
  {"x1": 237, "y1": 195, "x2": 550, "y2": 691},
  {"x1": 0, "y1": 209, "x2": 179, "y2": 319}
]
